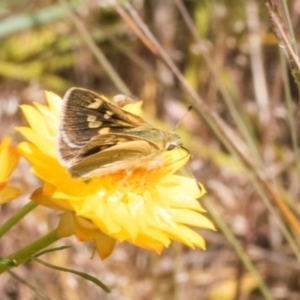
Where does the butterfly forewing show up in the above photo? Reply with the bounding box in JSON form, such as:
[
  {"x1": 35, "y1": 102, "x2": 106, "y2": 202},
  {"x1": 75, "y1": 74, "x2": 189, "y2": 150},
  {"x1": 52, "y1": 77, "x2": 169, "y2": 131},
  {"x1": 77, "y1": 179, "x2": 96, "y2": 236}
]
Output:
[{"x1": 57, "y1": 88, "x2": 148, "y2": 165}]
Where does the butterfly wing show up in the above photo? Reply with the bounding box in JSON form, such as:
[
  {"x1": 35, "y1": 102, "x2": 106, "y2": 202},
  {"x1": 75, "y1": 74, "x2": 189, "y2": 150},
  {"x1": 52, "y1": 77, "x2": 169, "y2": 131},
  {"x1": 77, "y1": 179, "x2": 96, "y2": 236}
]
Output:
[
  {"x1": 69, "y1": 133, "x2": 161, "y2": 178},
  {"x1": 57, "y1": 87, "x2": 147, "y2": 164}
]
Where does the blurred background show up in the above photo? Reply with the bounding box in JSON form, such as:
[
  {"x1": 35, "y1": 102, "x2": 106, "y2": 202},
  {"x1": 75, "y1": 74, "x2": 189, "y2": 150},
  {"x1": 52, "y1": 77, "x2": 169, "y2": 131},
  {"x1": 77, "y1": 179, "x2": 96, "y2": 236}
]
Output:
[{"x1": 1, "y1": 0, "x2": 300, "y2": 299}]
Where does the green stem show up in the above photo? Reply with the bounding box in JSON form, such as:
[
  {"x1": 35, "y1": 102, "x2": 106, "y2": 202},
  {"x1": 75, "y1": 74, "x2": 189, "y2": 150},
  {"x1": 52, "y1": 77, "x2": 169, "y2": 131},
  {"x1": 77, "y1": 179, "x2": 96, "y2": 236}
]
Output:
[
  {"x1": 60, "y1": 0, "x2": 131, "y2": 95},
  {"x1": 0, "y1": 229, "x2": 60, "y2": 274},
  {"x1": 280, "y1": 49, "x2": 300, "y2": 186},
  {"x1": 280, "y1": 0, "x2": 299, "y2": 56},
  {"x1": 0, "y1": 201, "x2": 38, "y2": 239}
]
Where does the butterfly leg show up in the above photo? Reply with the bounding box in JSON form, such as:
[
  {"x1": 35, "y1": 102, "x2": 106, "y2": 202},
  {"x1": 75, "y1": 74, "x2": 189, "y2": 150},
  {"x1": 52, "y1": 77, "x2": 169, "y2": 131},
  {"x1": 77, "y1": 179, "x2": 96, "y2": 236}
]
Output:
[{"x1": 116, "y1": 169, "x2": 133, "y2": 187}]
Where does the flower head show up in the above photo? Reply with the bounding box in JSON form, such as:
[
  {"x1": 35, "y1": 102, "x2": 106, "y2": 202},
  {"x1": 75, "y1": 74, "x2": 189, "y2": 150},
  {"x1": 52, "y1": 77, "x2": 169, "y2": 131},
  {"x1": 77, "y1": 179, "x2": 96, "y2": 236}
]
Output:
[
  {"x1": 0, "y1": 138, "x2": 21, "y2": 203},
  {"x1": 17, "y1": 91, "x2": 214, "y2": 259}
]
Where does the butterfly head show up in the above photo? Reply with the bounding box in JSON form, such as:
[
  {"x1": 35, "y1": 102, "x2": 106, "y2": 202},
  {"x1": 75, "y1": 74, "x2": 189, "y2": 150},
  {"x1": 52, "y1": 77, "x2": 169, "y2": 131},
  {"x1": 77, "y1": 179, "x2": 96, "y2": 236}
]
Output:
[
  {"x1": 164, "y1": 105, "x2": 192, "y2": 151},
  {"x1": 164, "y1": 131, "x2": 181, "y2": 151}
]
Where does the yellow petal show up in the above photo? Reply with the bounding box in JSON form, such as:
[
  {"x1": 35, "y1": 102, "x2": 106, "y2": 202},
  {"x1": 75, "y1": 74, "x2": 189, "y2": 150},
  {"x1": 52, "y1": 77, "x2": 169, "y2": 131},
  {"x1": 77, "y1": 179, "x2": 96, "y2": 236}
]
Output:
[
  {"x1": 98, "y1": 201, "x2": 122, "y2": 235},
  {"x1": 57, "y1": 211, "x2": 74, "y2": 237},
  {"x1": 31, "y1": 187, "x2": 73, "y2": 211},
  {"x1": 122, "y1": 100, "x2": 143, "y2": 116},
  {"x1": 134, "y1": 222, "x2": 171, "y2": 248},
  {"x1": 19, "y1": 105, "x2": 51, "y2": 136},
  {"x1": 131, "y1": 233, "x2": 167, "y2": 253},
  {"x1": 0, "y1": 138, "x2": 20, "y2": 181},
  {"x1": 160, "y1": 148, "x2": 191, "y2": 175},
  {"x1": 94, "y1": 232, "x2": 116, "y2": 260},
  {"x1": 16, "y1": 128, "x2": 55, "y2": 158},
  {"x1": 45, "y1": 91, "x2": 62, "y2": 118},
  {"x1": 0, "y1": 186, "x2": 21, "y2": 203},
  {"x1": 171, "y1": 208, "x2": 215, "y2": 230},
  {"x1": 72, "y1": 215, "x2": 100, "y2": 241},
  {"x1": 174, "y1": 225, "x2": 207, "y2": 249},
  {"x1": 33, "y1": 102, "x2": 59, "y2": 135},
  {"x1": 109, "y1": 201, "x2": 138, "y2": 240},
  {"x1": 159, "y1": 175, "x2": 203, "y2": 199}
]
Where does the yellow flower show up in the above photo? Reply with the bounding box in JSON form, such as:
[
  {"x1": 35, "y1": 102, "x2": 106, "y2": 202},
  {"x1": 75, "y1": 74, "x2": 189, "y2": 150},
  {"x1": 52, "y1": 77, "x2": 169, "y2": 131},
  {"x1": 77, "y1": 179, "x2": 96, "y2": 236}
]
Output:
[
  {"x1": 0, "y1": 138, "x2": 21, "y2": 203},
  {"x1": 17, "y1": 91, "x2": 214, "y2": 259}
]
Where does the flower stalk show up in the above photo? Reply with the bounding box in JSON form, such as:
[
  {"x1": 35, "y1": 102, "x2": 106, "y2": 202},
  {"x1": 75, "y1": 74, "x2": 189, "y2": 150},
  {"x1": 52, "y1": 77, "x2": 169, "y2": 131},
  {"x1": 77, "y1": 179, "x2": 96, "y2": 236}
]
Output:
[{"x1": 0, "y1": 229, "x2": 60, "y2": 274}]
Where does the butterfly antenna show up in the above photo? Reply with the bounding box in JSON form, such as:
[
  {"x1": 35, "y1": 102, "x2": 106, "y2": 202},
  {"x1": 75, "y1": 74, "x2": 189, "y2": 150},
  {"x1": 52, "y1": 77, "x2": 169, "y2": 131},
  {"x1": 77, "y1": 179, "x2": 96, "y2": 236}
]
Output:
[
  {"x1": 173, "y1": 105, "x2": 192, "y2": 131},
  {"x1": 168, "y1": 148, "x2": 203, "y2": 193},
  {"x1": 185, "y1": 163, "x2": 204, "y2": 193},
  {"x1": 185, "y1": 163, "x2": 196, "y2": 180}
]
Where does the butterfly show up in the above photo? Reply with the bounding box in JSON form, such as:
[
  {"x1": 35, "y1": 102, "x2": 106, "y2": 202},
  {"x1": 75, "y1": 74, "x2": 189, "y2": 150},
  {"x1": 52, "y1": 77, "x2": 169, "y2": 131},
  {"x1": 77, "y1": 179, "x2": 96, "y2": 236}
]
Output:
[{"x1": 57, "y1": 87, "x2": 188, "y2": 178}]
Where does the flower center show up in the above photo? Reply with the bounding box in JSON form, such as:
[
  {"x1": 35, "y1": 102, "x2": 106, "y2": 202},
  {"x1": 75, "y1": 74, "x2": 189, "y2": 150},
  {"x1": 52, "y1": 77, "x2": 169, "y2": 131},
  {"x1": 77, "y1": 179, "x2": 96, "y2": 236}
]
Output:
[{"x1": 104, "y1": 165, "x2": 164, "y2": 193}]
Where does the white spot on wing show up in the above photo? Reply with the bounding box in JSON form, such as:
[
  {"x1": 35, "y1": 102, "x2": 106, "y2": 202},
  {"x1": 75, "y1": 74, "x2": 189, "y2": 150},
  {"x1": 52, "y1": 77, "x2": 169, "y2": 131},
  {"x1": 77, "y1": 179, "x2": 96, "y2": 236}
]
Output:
[{"x1": 61, "y1": 131, "x2": 82, "y2": 149}]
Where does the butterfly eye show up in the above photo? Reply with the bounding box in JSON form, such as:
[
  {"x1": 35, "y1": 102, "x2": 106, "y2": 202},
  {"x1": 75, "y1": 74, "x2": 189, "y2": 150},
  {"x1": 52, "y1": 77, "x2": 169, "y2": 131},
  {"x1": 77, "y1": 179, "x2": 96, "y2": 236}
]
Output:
[{"x1": 165, "y1": 142, "x2": 176, "y2": 150}]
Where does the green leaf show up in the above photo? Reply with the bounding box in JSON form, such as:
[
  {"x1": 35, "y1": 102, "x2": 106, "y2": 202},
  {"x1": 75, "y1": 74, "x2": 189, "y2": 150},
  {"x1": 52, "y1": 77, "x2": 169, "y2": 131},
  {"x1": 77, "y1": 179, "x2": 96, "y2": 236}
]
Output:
[
  {"x1": 33, "y1": 245, "x2": 72, "y2": 258},
  {"x1": 34, "y1": 258, "x2": 110, "y2": 293}
]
